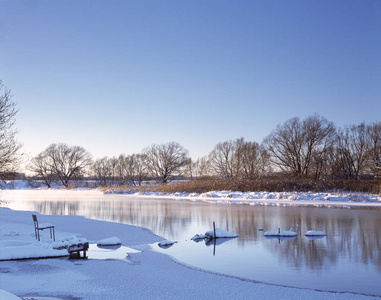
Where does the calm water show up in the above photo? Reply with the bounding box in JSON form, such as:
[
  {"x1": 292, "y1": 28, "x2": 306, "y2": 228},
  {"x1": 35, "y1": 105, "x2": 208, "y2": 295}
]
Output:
[{"x1": 1, "y1": 190, "x2": 381, "y2": 296}]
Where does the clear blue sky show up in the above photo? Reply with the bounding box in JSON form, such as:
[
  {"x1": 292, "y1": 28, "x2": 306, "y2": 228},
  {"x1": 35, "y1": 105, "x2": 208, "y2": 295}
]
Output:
[{"x1": 1, "y1": 0, "x2": 380, "y2": 160}]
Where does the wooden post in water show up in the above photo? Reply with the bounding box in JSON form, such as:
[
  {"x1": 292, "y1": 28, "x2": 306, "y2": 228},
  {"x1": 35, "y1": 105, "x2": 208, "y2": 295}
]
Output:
[{"x1": 213, "y1": 221, "x2": 216, "y2": 256}]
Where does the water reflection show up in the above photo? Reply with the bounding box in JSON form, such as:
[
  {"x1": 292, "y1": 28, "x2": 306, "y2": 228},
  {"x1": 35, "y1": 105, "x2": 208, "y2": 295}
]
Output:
[
  {"x1": 306, "y1": 235, "x2": 326, "y2": 240},
  {"x1": 2, "y1": 190, "x2": 381, "y2": 295}
]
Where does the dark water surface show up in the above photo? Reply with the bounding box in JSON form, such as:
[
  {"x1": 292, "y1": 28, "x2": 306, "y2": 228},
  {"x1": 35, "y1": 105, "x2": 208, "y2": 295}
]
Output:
[{"x1": 2, "y1": 190, "x2": 381, "y2": 296}]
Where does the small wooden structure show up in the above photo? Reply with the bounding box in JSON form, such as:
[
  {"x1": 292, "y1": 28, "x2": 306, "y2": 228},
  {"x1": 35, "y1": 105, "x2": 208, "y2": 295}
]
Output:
[
  {"x1": 32, "y1": 214, "x2": 55, "y2": 241},
  {"x1": 68, "y1": 242, "x2": 89, "y2": 258}
]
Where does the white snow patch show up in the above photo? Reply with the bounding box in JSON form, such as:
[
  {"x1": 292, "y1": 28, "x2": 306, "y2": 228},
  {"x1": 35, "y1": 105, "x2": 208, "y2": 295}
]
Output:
[
  {"x1": 0, "y1": 239, "x2": 69, "y2": 261},
  {"x1": 158, "y1": 240, "x2": 177, "y2": 247},
  {"x1": 264, "y1": 230, "x2": 298, "y2": 237},
  {"x1": 191, "y1": 234, "x2": 207, "y2": 240},
  {"x1": 52, "y1": 236, "x2": 89, "y2": 249},
  {"x1": 204, "y1": 228, "x2": 239, "y2": 239},
  {"x1": 305, "y1": 230, "x2": 327, "y2": 236},
  {"x1": 97, "y1": 236, "x2": 122, "y2": 246},
  {"x1": 109, "y1": 189, "x2": 381, "y2": 209}
]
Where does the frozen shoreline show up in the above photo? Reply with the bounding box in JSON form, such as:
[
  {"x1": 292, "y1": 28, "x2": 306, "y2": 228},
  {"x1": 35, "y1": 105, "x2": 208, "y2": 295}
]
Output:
[
  {"x1": 0, "y1": 202, "x2": 380, "y2": 299},
  {"x1": 3, "y1": 180, "x2": 381, "y2": 209},
  {"x1": 113, "y1": 190, "x2": 381, "y2": 209}
]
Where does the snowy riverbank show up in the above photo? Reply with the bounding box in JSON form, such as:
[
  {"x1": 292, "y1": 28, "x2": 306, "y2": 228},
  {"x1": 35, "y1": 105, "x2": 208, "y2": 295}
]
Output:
[
  {"x1": 3, "y1": 180, "x2": 381, "y2": 209},
  {"x1": 109, "y1": 189, "x2": 381, "y2": 209},
  {"x1": 0, "y1": 207, "x2": 379, "y2": 299}
]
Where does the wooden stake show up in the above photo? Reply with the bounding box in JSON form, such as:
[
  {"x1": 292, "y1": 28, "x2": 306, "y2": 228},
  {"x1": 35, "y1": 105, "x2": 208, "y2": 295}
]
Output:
[{"x1": 213, "y1": 221, "x2": 216, "y2": 239}]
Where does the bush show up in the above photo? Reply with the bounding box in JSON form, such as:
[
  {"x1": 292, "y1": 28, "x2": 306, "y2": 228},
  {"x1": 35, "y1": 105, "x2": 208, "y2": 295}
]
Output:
[{"x1": 154, "y1": 178, "x2": 380, "y2": 194}]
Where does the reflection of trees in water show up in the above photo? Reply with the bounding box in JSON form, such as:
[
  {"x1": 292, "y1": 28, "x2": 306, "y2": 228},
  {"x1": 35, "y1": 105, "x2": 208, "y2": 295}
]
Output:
[
  {"x1": 94, "y1": 200, "x2": 209, "y2": 238},
  {"x1": 34, "y1": 201, "x2": 80, "y2": 216},
  {"x1": 30, "y1": 195, "x2": 381, "y2": 272},
  {"x1": 228, "y1": 206, "x2": 381, "y2": 271},
  {"x1": 90, "y1": 200, "x2": 381, "y2": 271}
]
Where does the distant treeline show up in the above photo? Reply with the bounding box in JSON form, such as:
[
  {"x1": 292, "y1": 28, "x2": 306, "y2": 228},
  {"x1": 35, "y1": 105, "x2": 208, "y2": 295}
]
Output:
[{"x1": 25, "y1": 114, "x2": 380, "y2": 192}]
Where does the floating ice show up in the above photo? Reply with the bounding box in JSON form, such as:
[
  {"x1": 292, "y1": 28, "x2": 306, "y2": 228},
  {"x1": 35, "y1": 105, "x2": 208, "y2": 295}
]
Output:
[
  {"x1": 264, "y1": 230, "x2": 298, "y2": 237},
  {"x1": 158, "y1": 240, "x2": 177, "y2": 247},
  {"x1": 204, "y1": 228, "x2": 239, "y2": 239},
  {"x1": 97, "y1": 236, "x2": 122, "y2": 246},
  {"x1": 305, "y1": 230, "x2": 327, "y2": 236},
  {"x1": 191, "y1": 234, "x2": 207, "y2": 240}
]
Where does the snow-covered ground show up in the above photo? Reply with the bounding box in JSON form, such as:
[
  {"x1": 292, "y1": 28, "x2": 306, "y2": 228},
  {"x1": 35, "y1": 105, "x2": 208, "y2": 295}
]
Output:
[
  {"x1": 1, "y1": 207, "x2": 378, "y2": 300},
  {"x1": 112, "y1": 189, "x2": 381, "y2": 209},
  {"x1": 3, "y1": 180, "x2": 381, "y2": 208}
]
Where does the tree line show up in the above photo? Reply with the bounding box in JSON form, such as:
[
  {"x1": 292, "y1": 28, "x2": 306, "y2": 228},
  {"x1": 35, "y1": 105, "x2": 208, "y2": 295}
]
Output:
[
  {"x1": 28, "y1": 114, "x2": 380, "y2": 188},
  {"x1": 0, "y1": 82, "x2": 379, "y2": 189}
]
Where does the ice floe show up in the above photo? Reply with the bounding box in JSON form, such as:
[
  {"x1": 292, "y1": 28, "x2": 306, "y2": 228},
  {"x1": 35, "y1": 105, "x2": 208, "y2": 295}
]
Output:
[
  {"x1": 264, "y1": 230, "x2": 298, "y2": 237},
  {"x1": 191, "y1": 234, "x2": 207, "y2": 240},
  {"x1": 305, "y1": 230, "x2": 327, "y2": 236},
  {"x1": 205, "y1": 228, "x2": 239, "y2": 239},
  {"x1": 191, "y1": 228, "x2": 239, "y2": 240},
  {"x1": 158, "y1": 240, "x2": 177, "y2": 247},
  {"x1": 97, "y1": 236, "x2": 122, "y2": 246}
]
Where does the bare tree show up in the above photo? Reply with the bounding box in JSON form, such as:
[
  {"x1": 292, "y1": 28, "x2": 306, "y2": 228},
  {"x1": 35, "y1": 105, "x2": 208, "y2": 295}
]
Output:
[
  {"x1": 263, "y1": 114, "x2": 336, "y2": 178},
  {"x1": 186, "y1": 156, "x2": 210, "y2": 178},
  {"x1": 132, "y1": 153, "x2": 146, "y2": 185},
  {"x1": 92, "y1": 154, "x2": 147, "y2": 186},
  {"x1": 107, "y1": 156, "x2": 119, "y2": 185},
  {"x1": 366, "y1": 122, "x2": 381, "y2": 178},
  {"x1": 29, "y1": 151, "x2": 55, "y2": 188},
  {"x1": 0, "y1": 81, "x2": 22, "y2": 181},
  {"x1": 237, "y1": 139, "x2": 269, "y2": 179},
  {"x1": 115, "y1": 154, "x2": 135, "y2": 185},
  {"x1": 45, "y1": 143, "x2": 92, "y2": 188},
  {"x1": 208, "y1": 138, "x2": 268, "y2": 179},
  {"x1": 142, "y1": 142, "x2": 190, "y2": 184},
  {"x1": 208, "y1": 140, "x2": 236, "y2": 179},
  {"x1": 91, "y1": 157, "x2": 112, "y2": 185},
  {"x1": 334, "y1": 123, "x2": 369, "y2": 179}
]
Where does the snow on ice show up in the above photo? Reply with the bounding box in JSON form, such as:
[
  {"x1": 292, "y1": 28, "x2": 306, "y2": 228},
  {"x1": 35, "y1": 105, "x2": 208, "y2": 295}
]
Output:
[
  {"x1": 264, "y1": 230, "x2": 298, "y2": 237},
  {"x1": 97, "y1": 236, "x2": 122, "y2": 246},
  {"x1": 305, "y1": 230, "x2": 327, "y2": 236},
  {"x1": 158, "y1": 240, "x2": 177, "y2": 247},
  {"x1": 205, "y1": 228, "x2": 239, "y2": 239}
]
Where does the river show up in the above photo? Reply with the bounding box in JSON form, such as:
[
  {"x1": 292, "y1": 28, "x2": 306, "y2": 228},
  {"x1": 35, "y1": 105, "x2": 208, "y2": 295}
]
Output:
[{"x1": 1, "y1": 190, "x2": 380, "y2": 297}]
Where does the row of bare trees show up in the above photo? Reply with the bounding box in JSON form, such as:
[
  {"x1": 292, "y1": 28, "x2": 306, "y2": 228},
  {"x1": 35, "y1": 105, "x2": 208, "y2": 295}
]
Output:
[
  {"x1": 90, "y1": 142, "x2": 191, "y2": 185},
  {"x1": 27, "y1": 114, "x2": 380, "y2": 188},
  {"x1": 1, "y1": 81, "x2": 378, "y2": 189},
  {"x1": 206, "y1": 138, "x2": 269, "y2": 180},
  {"x1": 263, "y1": 115, "x2": 380, "y2": 180},
  {"x1": 196, "y1": 115, "x2": 380, "y2": 181},
  {"x1": 29, "y1": 142, "x2": 191, "y2": 187}
]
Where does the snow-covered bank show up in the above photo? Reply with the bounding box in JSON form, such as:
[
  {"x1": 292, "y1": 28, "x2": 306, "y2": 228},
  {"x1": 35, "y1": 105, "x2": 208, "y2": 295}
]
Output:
[
  {"x1": 3, "y1": 180, "x2": 381, "y2": 209},
  {"x1": 109, "y1": 190, "x2": 381, "y2": 208},
  {"x1": 0, "y1": 207, "x2": 378, "y2": 300}
]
